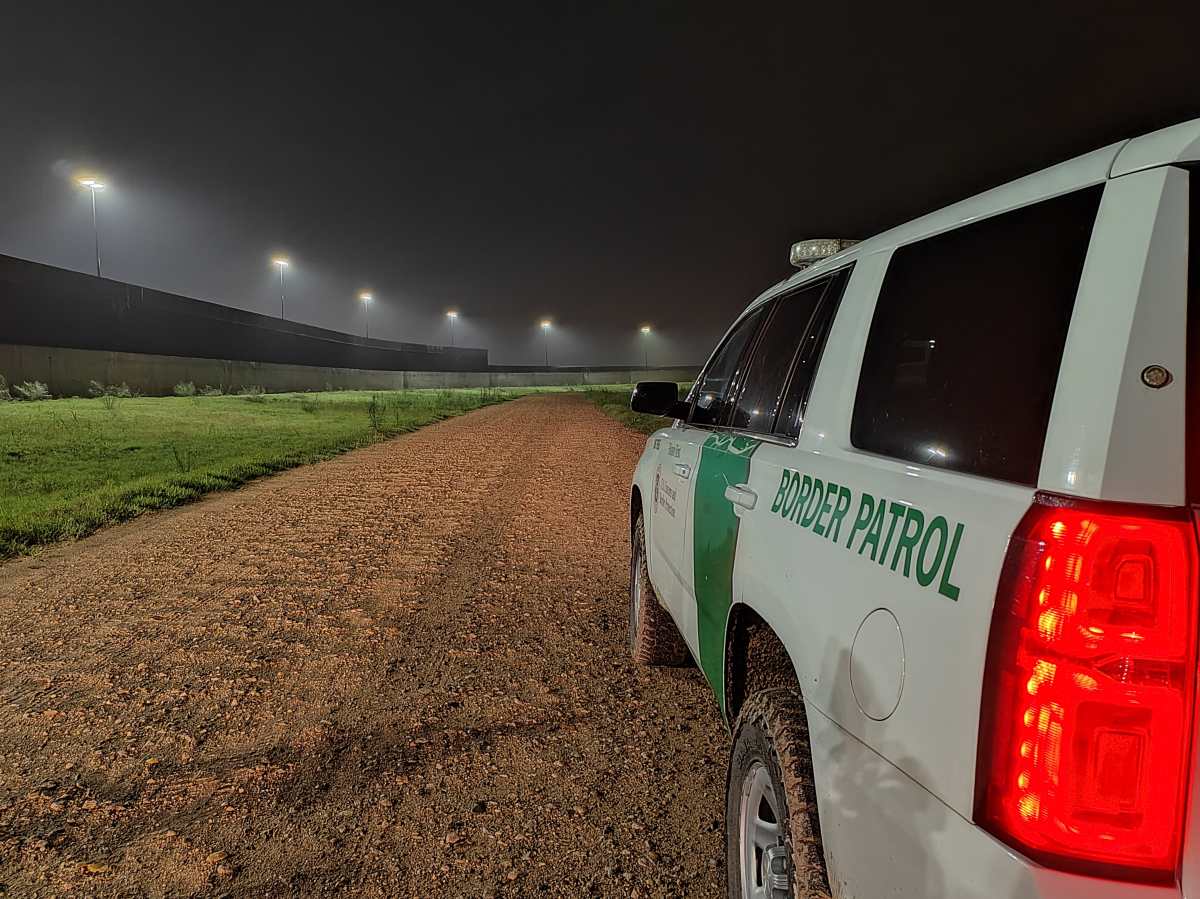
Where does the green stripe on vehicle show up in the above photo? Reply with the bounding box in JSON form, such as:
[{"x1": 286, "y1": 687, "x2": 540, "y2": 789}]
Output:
[{"x1": 692, "y1": 432, "x2": 760, "y2": 712}]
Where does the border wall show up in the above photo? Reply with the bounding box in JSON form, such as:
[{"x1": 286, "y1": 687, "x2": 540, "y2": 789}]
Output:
[
  {"x1": 0, "y1": 344, "x2": 700, "y2": 396},
  {"x1": 0, "y1": 254, "x2": 487, "y2": 371}
]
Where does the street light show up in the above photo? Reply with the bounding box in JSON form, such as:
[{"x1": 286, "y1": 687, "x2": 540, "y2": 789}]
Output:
[
  {"x1": 271, "y1": 257, "x2": 290, "y2": 319},
  {"x1": 640, "y1": 325, "x2": 652, "y2": 369},
  {"x1": 77, "y1": 177, "x2": 105, "y2": 277},
  {"x1": 446, "y1": 310, "x2": 458, "y2": 347},
  {"x1": 359, "y1": 292, "x2": 373, "y2": 339},
  {"x1": 540, "y1": 320, "x2": 552, "y2": 367}
]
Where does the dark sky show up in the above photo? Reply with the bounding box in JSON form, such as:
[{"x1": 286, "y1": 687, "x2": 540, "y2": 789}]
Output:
[{"x1": 1, "y1": 2, "x2": 1198, "y2": 365}]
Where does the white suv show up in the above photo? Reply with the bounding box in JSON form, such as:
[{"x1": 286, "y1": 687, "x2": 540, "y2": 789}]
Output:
[{"x1": 627, "y1": 118, "x2": 1200, "y2": 898}]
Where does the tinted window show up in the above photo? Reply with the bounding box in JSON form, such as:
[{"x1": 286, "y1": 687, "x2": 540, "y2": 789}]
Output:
[
  {"x1": 775, "y1": 267, "x2": 852, "y2": 438},
  {"x1": 729, "y1": 279, "x2": 829, "y2": 433},
  {"x1": 689, "y1": 306, "x2": 767, "y2": 427},
  {"x1": 851, "y1": 187, "x2": 1102, "y2": 484}
]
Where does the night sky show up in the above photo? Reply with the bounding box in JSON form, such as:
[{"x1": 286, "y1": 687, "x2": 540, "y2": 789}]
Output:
[{"x1": 2, "y1": 3, "x2": 1198, "y2": 366}]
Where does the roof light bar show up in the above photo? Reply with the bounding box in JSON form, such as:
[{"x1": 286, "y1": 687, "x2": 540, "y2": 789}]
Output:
[{"x1": 790, "y1": 238, "x2": 858, "y2": 269}]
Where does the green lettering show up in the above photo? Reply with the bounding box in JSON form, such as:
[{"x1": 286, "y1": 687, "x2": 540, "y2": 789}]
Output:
[
  {"x1": 781, "y1": 471, "x2": 803, "y2": 518},
  {"x1": 846, "y1": 492, "x2": 876, "y2": 548},
  {"x1": 826, "y1": 486, "x2": 853, "y2": 543},
  {"x1": 877, "y1": 502, "x2": 907, "y2": 565},
  {"x1": 771, "y1": 469, "x2": 792, "y2": 514},
  {"x1": 938, "y1": 523, "x2": 965, "y2": 601},
  {"x1": 858, "y1": 500, "x2": 887, "y2": 559},
  {"x1": 889, "y1": 506, "x2": 925, "y2": 577},
  {"x1": 917, "y1": 516, "x2": 949, "y2": 587},
  {"x1": 790, "y1": 475, "x2": 813, "y2": 522},
  {"x1": 800, "y1": 479, "x2": 825, "y2": 528},
  {"x1": 813, "y1": 481, "x2": 839, "y2": 536}
]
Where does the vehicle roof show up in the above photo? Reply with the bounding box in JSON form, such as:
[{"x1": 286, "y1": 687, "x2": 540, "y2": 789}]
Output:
[{"x1": 747, "y1": 116, "x2": 1200, "y2": 312}]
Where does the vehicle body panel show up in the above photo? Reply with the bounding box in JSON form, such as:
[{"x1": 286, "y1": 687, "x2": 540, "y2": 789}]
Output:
[
  {"x1": 1040, "y1": 165, "x2": 1189, "y2": 505},
  {"x1": 808, "y1": 706, "x2": 1179, "y2": 899},
  {"x1": 626, "y1": 117, "x2": 1200, "y2": 898},
  {"x1": 1112, "y1": 119, "x2": 1200, "y2": 177},
  {"x1": 644, "y1": 426, "x2": 704, "y2": 642}
]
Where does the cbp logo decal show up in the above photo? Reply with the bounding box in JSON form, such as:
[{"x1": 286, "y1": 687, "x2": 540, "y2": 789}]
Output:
[
  {"x1": 771, "y1": 467, "x2": 964, "y2": 601},
  {"x1": 703, "y1": 431, "x2": 760, "y2": 457},
  {"x1": 654, "y1": 467, "x2": 677, "y2": 518}
]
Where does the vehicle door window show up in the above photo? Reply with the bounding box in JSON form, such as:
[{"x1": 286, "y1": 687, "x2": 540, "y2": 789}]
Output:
[
  {"x1": 688, "y1": 306, "x2": 767, "y2": 428},
  {"x1": 850, "y1": 187, "x2": 1102, "y2": 484},
  {"x1": 728, "y1": 278, "x2": 830, "y2": 434},
  {"x1": 775, "y1": 266, "x2": 853, "y2": 438}
]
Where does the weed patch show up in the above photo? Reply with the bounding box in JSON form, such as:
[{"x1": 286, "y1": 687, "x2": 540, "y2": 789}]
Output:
[{"x1": 12, "y1": 381, "x2": 51, "y2": 402}]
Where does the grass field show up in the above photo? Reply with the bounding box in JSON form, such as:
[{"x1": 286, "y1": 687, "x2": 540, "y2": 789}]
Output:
[
  {"x1": 579, "y1": 385, "x2": 684, "y2": 435},
  {"x1": 0, "y1": 388, "x2": 515, "y2": 559}
]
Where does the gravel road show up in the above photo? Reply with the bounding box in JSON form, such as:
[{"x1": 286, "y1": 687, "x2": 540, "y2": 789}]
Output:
[{"x1": 0, "y1": 395, "x2": 727, "y2": 898}]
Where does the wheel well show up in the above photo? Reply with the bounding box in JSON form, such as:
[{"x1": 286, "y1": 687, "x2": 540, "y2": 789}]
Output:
[
  {"x1": 724, "y1": 605, "x2": 800, "y2": 725},
  {"x1": 630, "y1": 486, "x2": 642, "y2": 537}
]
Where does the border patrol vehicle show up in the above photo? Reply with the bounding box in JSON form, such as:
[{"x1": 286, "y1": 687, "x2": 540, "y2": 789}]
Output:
[{"x1": 626, "y1": 118, "x2": 1200, "y2": 898}]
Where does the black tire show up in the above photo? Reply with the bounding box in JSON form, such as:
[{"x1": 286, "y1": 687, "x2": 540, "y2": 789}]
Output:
[
  {"x1": 726, "y1": 688, "x2": 830, "y2": 899},
  {"x1": 629, "y1": 514, "x2": 690, "y2": 666}
]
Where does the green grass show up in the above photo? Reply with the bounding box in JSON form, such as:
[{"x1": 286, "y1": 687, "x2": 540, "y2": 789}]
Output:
[
  {"x1": 0, "y1": 388, "x2": 517, "y2": 559},
  {"x1": 577, "y1": 385, "x2": 671, "y2": 435}
]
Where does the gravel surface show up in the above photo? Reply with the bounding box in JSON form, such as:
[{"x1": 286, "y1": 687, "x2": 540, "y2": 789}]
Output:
[{"x1": 0, "y1": 395, "x2": 727, "y2": 898}]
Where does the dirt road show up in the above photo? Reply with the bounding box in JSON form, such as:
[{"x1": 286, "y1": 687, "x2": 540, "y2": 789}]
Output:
[{"x1": 0, "y1": 395, "x2": 727, "y2": 898}]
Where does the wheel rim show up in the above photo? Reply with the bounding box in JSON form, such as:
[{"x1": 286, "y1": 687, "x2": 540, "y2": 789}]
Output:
[
  {"x1": 629, "y1": 537, "x2": 642, "y2": 651},
  {"x1": 739, "y1": 761, "x2": 789, "y2": 899}
]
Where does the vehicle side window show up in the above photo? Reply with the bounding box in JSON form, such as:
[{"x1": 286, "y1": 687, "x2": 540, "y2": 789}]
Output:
[
  {"x1": 851, "y1": 187, "x2": 1102, "y2": 484},
  {"x1": 728, "y1": 279, "x2": 829, "y2": 434},
  {"x1": 775, "y1": 267, "x2": 852, "y2": 438},
  {"x1": 689, "y1": 306, "x2": 767, "y2": 428}
]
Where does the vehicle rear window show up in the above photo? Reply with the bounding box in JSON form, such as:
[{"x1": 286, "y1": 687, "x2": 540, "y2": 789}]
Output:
[
  {"x1": 851, "y1": 186, "x2": 1103, "y2": 484},
  {"x1": 775, "y1": 267, "x2": 851, "y2": 438},
  {"x1": 728, "y1": 278, "x2": 829, "y2": 434}
]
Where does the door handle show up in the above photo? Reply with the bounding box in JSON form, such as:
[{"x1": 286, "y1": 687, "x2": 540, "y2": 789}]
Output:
[
  {"x1": 724, "y1": 484, "x2": 758, "y2": 510},
  {"x1": 673, "y1": 463, "x2": 691, "y2": 480}
]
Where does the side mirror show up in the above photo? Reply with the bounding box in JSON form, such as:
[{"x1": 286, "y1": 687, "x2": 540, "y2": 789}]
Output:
[{"x1": 631, "y1": 381, "x2": 689, "y2": 419}]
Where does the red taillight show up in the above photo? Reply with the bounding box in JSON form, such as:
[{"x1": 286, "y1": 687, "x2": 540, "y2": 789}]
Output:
[{"x1": 977, "y1": 494, "x2": 1199, "y2": 880}]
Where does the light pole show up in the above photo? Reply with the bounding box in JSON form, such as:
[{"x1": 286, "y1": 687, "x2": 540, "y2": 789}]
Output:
[
  {"x1": 446, "y1": 310, "x2": 458, "y2": 347},
  {"x1": 77, "y1": 178, "x2": 105, "y2": 277},
  {"x1": 541, "y1": 320, "x2": 552, "y2": 367},
  {"x1": 640, "y1": 325, "x2": 651, "y2": 369},
  {"x1": 359, "y1": 292, "x2": 373, "y2": 339},
  {"x1": 272, "y1": 257, "x2": 290, "y2": 319}
]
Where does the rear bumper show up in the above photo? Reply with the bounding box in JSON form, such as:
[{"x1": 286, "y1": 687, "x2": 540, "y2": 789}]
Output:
[{"x1": 806, "y1": 705, "x2": 1180, "y2": 899}]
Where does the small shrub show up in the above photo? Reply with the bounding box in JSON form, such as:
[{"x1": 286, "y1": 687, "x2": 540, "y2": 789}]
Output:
[
  {"x1": 88, "y1": 381, "x2": 132, "y2": 400},
  {"x1": 100, "y1": 393, "x2": 119, "y2": 412},
  {"x1": 238, "y1": 385, "x2": 266, "y2": 403},
  {"x1": 199, "y1": 385, "x2": 223, "y2": 396},
  {"x1": 13, "y1": 381, "x2": 51, "y2": 401},
  {"x1": 0, "y1": 374, "x2": 11, "y2": 402},
  {"x1": 300, "y1": 396, "x2": 321, "y2": 414},
  {"x1": 169, "y1": 443, "x2": 192, "y2": 473},
  {"x1": 366, "y1": 394, "x2": 387, "y2": 432},
  {"x1": 173, "y1": 381, "x2": 197, "y2": 397}
]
